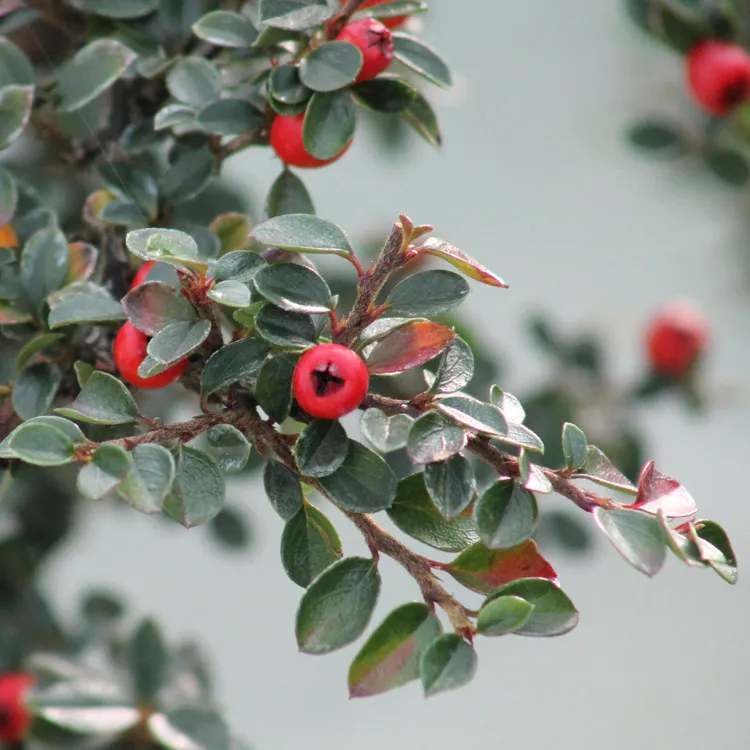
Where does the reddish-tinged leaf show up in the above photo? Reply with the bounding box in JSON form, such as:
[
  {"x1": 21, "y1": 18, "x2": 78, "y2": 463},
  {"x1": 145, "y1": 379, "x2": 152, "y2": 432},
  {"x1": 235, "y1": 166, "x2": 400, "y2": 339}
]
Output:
[
  {"x1": 0, "y1": 300, "x2": 32, "y2": 324},
  {"x1": 84, "y1": 189, "x2": 116, "y2": 226},
  {"x1": 629, "y1": 460, "x2": 698, "y2": 519},
  {"x1": 365, "y1": 321, "x2": 455, "y2": 375},
  {"x1": 416, "y1": 237, "x2": 508, "y2": 288},
  {"x1": 0, "y1": 224, "x2": 18, "y2": 248},
  {"x1": 443, "y1": 540, "x2": 558, "y2": 595},
  {"x1": 65, "y1": 242, "x2": 99, "y2": 285}
]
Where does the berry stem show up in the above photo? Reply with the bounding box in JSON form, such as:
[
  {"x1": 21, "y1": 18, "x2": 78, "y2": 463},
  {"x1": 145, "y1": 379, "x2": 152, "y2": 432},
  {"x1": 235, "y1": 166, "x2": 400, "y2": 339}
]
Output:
[{"x1": 328, "y1": 0, "x2": 371, "y2": 37}]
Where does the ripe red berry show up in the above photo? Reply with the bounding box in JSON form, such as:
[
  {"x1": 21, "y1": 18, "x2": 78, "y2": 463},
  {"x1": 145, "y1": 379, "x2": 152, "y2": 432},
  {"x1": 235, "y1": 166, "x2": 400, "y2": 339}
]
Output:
[
  {"x1": 293, "y1": 343, "x2": 369, "y2": 419},
  {"x1": 0, "y1": 672, "x2": 34, "y2": 743},
  {"x1": 114, "y1": 321, "x2": 188, "y2": 390},
  {"x1": 131, "y1": 260, "x2": 156, "y2": 290},
  {"x1": 686, "y1": 41, "x2": 750, "y2": 115},
  {"x1": 270, "y1": 113, "x2": 351, "y2": 169},
  {"x1": 336, "y1": 18, "x2": 394, "y2": 83},
  {"x1": 345, "y1": 0, "x2": 408, "y2": 29},
  {"x1": 646, "y1": 302, "x2": 709, "y2": 378}
]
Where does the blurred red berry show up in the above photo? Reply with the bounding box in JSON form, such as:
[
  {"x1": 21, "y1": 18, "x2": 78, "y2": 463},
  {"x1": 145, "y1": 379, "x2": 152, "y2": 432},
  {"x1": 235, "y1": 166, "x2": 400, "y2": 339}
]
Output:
[
  {"x1": 337, "y1": 18, "x2": 394, "y2": 82},
  {"x1": 0, "y1": 672, "x2": 34, "y2": 743},
  {"x1": 686, "y1": 41, "x2": 750, "y2": 115},
  {"x1": 270, "y1": 114, "x2": 351, "y2": 169},
  {"x1": 646, "y1": 302, "x2": 709, "y2": 378},
  {"x1": 114, "y1": 321, "x2": 188, "y2": 390},
  {"x1": 293, "y1": 343, "x2": 369, "y2": 419}
]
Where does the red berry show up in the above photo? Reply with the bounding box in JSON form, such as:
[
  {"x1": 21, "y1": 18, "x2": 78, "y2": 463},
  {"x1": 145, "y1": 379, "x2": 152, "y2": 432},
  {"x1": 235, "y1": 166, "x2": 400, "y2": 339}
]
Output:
[
  {"x1": 293, "y1": 343, "x2": 369, "y2": 419},
  {"x1": 270, "y1": 114, "x2": 351, "y2": 169},
  {"x1": 0, "y1": 672, "x2": 34, "y2": 743},
  {"x1": 337, "y1": 19, "x2": 394, "y2": 83},
  {"x1": 646, "y1": 302, "x2": 709, "y2": 378},
  {"x1": 345, "y1": 0, "x2": 408, "y2": 29},
  {"x1": 131, "y1": 261, "x2": 156, "y2": 289},
  {"x1": 686, "y1": 41, "x2": 750, "y2": 116},
  {"x1": 114, "y1": 321, "x2": 188, "y2": 390}
]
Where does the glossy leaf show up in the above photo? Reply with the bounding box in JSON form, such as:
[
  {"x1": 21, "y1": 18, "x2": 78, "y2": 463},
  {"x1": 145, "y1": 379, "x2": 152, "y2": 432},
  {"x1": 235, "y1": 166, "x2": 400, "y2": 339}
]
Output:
[
  {"x1": 143, "y1": 319, "x2": 210, "y2": 372},
  {"x1": 197, "y1": 98, "x2": 264, "y2": 136},
  {"x1": 251, "y1": 214, "x2": 352, "y2": 256},
  {"x1": 192, "y1": 10, "x2": 258, "y2": 47},
  {"x1": 212, "y1": 249, "x2": 264, "y2": 282},
  {"x1": 351, "y1": 77, "x2": 417, "y2": 113},
  {"x1": 385, "y1": 270, "x2": 469, "y2": 317},
  {"x1": 201, "y1": 337, "x2": 270, "y2": 393},
  {"x1": 118, "y1": 444, "x2": 175, "y2": 514},
  {"x1": 348, "y1": 603, "x2": 441, "y2": 698},
  {"x1": 476, "y1": 595, "x2": 535, "y2": 636},
  {"x1": 300, "y1": 41, "x2": 362, "y2": 92},
  {"x1": 365, "y1": 321, "x2": 454, "y2": 375},
  {"x1": 402, "y1": 89, "x2": 441, "y2": 146},
  {"x1": 70, "y1": 0, "x2": 158, "y2": 17},
  {"x1": 572, "y1": 445, "x2": 637, "y2": 495},
  {"x1": 124, "y1": 282, "x2": 196, "y2": 336},
  {"x1": 57, "y1": 371, "x2": 140, "y2": 425},
  {"x1": 294, "y1": 419, "x2": 349, "y2": 478},
  {"x1": 0, "y1": 85, "x2": 33, "y2": 150},
  {"x1": 256, "y1": 354, "x2": 295, "y2": 423},
  {"x1": 561, "y1": 422, "x2": 587, "y2": 471},
  {"x1": 48, "y1": 282, "x2": 126, "y2": 328},
  {"x1": 259, "y1": 0, "x2": 333, "y2": 30},
  {"x1": 407, "y1": 410, "x2": 466, "y2": 464},
  {"x1": 436, "y1": 394, "x2": 507, "y2": 437},
  {"x1": 416, "y1": 237, "x2": 507, "y2": 287},
  {"x1": 163, "y1": 447, "x2": 225, "y2": 528},
  {"x1": 166, "y1": 56, "x2": 221, "y2": 107},
  {"x1": 0, "y1": 166, "x2": 16, "y2": 225},
  {"x1": 594, "y1": 507, "x2": 667, "y2": 577},
  {"x1": 631, "y1": 460, "x2": 698, "y2": 518},
  {"x1": 6, "y1": 422, "x2": 76, "y2": 466},
  {"x1": 431, "y1": 336, "x2": 474, "y2": 394},
  {"x1": 16, "y1": 333, "x2": 64, "y2": 371},
  {"x1": 360, "y1": 408, "x2": 413, "y2": 453},
  {"x1": 12, "y1": 363, "x2": 61, "y2": 420},
  {"x1": 207, "y1": 280, "x2": 251, "y2": 308},
  {"x1": 266, "y1": 169, "x2": 315, "y2": 218},
  {"x1": 303, "y1": 90, "x2": 356, "y2": 160},
  {"x1": 392, "y1": 33, "x2": 452, "y2": 87},
  {"x1": 424, "y1": 454, "x2": 475, "y2": 519},
  {"x1": 475, "y1": 479, "x2": 538, "y2": 550},
  {"x1": 419, "y1": 634, "x2": 477, "y2": 697},
  {"x1": 264, "y1": 460, "x2": 303, "y2": 520},
  {"x1": 254, "y1": 262, "x2": 331, "y2": 314},
  {"x1": 255, "y1": 304, "x2": 317, "y2": 349},
  {"x1": 21, "y1": 228, "x2": 69, "y2": 308},
  {"x1": 0, "y1": 38, "x2": 34, "y2": 87}
]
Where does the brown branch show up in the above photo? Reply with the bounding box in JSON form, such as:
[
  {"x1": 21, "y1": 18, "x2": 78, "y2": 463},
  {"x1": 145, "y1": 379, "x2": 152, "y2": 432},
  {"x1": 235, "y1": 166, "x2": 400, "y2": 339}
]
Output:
[{"x1": 327, "y1": 0, "x2": 371, "y2": 37}]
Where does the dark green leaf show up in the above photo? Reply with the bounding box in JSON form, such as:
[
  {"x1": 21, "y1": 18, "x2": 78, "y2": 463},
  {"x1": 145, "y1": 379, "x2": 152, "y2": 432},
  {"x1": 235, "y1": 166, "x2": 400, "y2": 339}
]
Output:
[
  {"x1": 21, "y1": 228, "x2": 69, "y2": 308},
  {"x1": 201, "y1": 336, "x2": 270, "y2": 393},
  {"x1": 7, "y1": 422, "x2": 76, "y2": 466},
  {"x1": 166, "y1": 56, "x2": 221, "y2": 107},
  {"x1": 160, "y1": 149, "x2": 215, "y2": 204},
  {"x1": 126, "y1": 227, "x2": 199, "y2": 265},
  {"x1": 205, "y1": 424, "x2": 251, "y2": 473},
  {"x1": 303, "y1": 90, "x2": 356, "y2": 160},
  {"x1": 118, "y1": 444, "x2": 175, "y2": 513},
  {"x1": 57, "y1": 371, "x2": 140, "y2": 425},
  {"x1": 212, "y1": 251, "x2": 265, "y2": 283},
  {"x1": 431, "y1": 336, "x2": 473, "y2": 394},
  {"x1": 593, "y1": 507, "x2": 666, "y2": 577},
  {"x1": 124, "y1": 282, "x2": 196, "y2": 335},
  {"x1": 349, "y1": 603, "x2": 441, "y2": 698},
  {"x1": 392, "y1": 33, "x2": 452, "y2": 87},
  {"x1": 407, "y1": 410, "x2": 466, "y2": 464},
  {"x1": 77, "y1": 444, "x2": 131, "y2": 500},
  {"x1": 436, "y1": 394, "x2": 507, "y2": 437},
  {"x1": 163, "y1": 447, "x2": 225, "y2": 528},
  {"x1": 266, "y1": 169, "x2": 315, "y2": 218},
  {"x1": 360, "y1": 408, "x2": 413, "y2": 453},
  {"x1": 572, "y1": 445, "x2": 637, "y2": 494},
  {"x1": 319, "y1": 440, "x2": 397, "y2": 512},
  {"x1": 256, "y1": 354, "x2": 295, "y2": 423},
  {"x1": 561, "y1": 422, "x2": 587, "y2": 471},
  {"x1": 475, "y1": 479, "x2": 538, "y2": 550},
  {"x1": 402, "y1": 89, "x2": 441, "y2": 146},
  {"x1": 300, "y1": 41, "x2": 362, "y2": 92},
  {"x1": 269, "y1": 64, "x2": 311, "y2": 104},
  {"x1": 0, "y1": 165, "x2": 17, "y2": 225},
  {"x1": 142, "y1": 319, "x2": 210, "y2": 373},
  {"x1": 154, "y1": 103, "x2": 197, "y2": 131},
  {"x1": 0, "y1": 85, "x2": 34, "y2": 150},
  {"x1": 70, "y1": 0, "x2": 159, "y2": 18},
  {"x1": 628, "y1": 121, "x2": 683, "y2": 153},
  {"x1": 192, "y1": 10, "x2": 258, "y2": 47},
  {"x1": 197, "y1": 98, "x2": 264, "y2": 136},
  {"x1": 419, "y1": 634, "x2": 477, "y2": 697},
  {"x1": 424, "y1": 454, "x2": 475, "y2": 519},
  {"x1": 352, "y1": 77, "x2": 417, "y2": 113},
  {"x1": 294, "y1": 419, "x2": 349, "y2": 477},
  {"x1": 254, "y1": 262, "x2": 331, "y2": 313},
  {"x1": 255, "y1": 304, "x2": 317, "y2": 349},
  {"x1": 207, "y1": 280, "x2": 251, "y2": 308},
  {"x1": 693, "y1": 520, "x2": 738, "y2": 584},
  {"x1": 476, "y1": 595, "x2": 535, "y2": 636},
  {"x1": 281, "y1": 501, "x2": 343, "y2": 587},
  {"x1": 0, "y1": 38, "x2": 34, "y2": 87},
  {"x1": 259, "y1": 0, "x2": 334, "y2": 31},
  {"x1": 12, "y1": 363, "x2": 61, "y2": 420},
  {"x1": 296, "y1": 556, "x2": 381, "y2": 654},
  {"x1": 387, "y1": 472, "x2": 478, "y2": 552},
  {"x1": 385, "y1": 270, "x2": 469, "y2": 317},
  {"x1": 98, "y1": 162, "x2": 158, "y2": 219},
  {"x1": 128, "y1": 618, "x2": 167, "y2": 702},
  {"x1": 48, "y1": 282, "x2": 127, "y2": 328},
  {"x1": 264, "y1": 459, "x2": 303, "y2": 520},
  {"x1": 251, "y1": 213, "x2": 352, "y2": 256}
]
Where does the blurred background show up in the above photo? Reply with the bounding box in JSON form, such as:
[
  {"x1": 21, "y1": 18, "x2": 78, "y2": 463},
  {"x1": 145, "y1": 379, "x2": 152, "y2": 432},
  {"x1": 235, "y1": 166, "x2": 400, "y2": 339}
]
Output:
[{"x1": 40, "y1": 1, "x2": 749, "y2": 748}]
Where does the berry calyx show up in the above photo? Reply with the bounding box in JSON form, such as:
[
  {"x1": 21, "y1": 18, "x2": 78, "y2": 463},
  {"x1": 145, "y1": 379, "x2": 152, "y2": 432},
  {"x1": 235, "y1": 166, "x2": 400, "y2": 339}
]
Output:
[
  {"x1": 646, "y1": 302, "x2": 709, "y2": 378},
  {"x1": 686, "y1": 41, "x2": 750, "y2": 115},
  {"x1": 131, "y1": 260, "x2": 156, "y2": 290},
  {"x1": 0, "y1": 672, "x2": 34, "y2": 743},
  {"x1": 342, "y1": 0, "x2": 409, "y2": 29},
  {"x1": 270, "y1": 114, "x2": 352, "y2": 169},
  {"x1": 336, "y1": 18, "x2": 394, "y2": 82},
  {"x1": 293, "y1": 343, "x2": 369, "y2": 419},
  {"x1": 114, "y1": 321, "x2": 188, "y2": 390}
]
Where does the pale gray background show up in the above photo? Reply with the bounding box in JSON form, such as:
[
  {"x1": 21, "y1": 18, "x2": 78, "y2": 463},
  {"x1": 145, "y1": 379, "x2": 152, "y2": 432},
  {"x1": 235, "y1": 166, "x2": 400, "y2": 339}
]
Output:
[{"x1": 44, "y1": 2, "x2": 750, "y2": 748}]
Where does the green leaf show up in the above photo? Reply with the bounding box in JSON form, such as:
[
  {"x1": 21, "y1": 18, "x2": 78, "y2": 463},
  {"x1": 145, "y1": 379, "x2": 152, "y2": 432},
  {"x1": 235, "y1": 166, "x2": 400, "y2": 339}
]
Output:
[
  {"x1": 281, "y1": 501, "x2": 343, "y2": 587},
  {"x1": 142, "y1": 319, "x2": 210, "y2": 373},
  {"x1": 627, "y1": 121, "x2": 683, "y2": 153},
  {"x1": 0, "y1": 85, "x2": 34, "y2": 150},
  {"x1": 192, "y1": 10, "x2": 258, "y2": 47},
  {"x1": 318, "y1": 440, "x2": 397, "y2": 512},
  {"x1": 99, "y1": 199, "x2": 149, "y2": 228},
  {"x1": 57, "y1": 371, "x2": 140, "y2": 425},
  {"x1": 296, "y1": 556, "x2": 381, "y2": 654},
  {"x1": 424, "y1": 454, "x2": 475, "y2": 519},
  {"x1": 407, "y1": 410, "x2": 466, "y2": 464},
  {"x1": 201, "y1": 337, "x2": 270, "y2": 394},
  {"x1": 483, "y1": 578, "x2": 579, "y2": 637},
  {"x1": 303, "y1": 90, "x2": 356, "y2": 160},
  {"x1": 259, "y1": 0, "x2": 334, "y2": 31},
  {"x1": 436, "y1": 394, "x2": 507, "y2": 437},
  {"x1": 205, "y1": 424, "x2": 252, "y2": 473},
  {"x1": 166, "y1": 56, "x2": 221, "y2": 107},
  {"x1": 385, "y1": 270, "x2": 469, "y2": 317},
  {"x1": 210, "y1": 213, "x2": 253, "y2": 255},
  {"x1": 154, "y1": 103, "x2": 197, "y2": 131},
  {"x1": 48, "y1": 282, "x2": 126, "y2": 328},
  {"x1": 402, "y1": 89, "x2": 441, "y2": 147},
  {"x1": 431, "y1": 336, "x2": 473, "y2": 394},
  {"x1": 254, "y1": 262, "x2": 331, "y2": 314},
  {"x1": 128, "y1": 618, "x2": 167, "y2": 702},
  {"x1": 0, "y1": 38, "x2": 34, "y2": 87},
  {"x1": 0, "y1": 165, "x2": 17, "y2": 225},
  {"x1": 572, "y1": 445, "x2": 637, "y2": 494},
  {"x1": 163, "y1": 447, "x2": 225, "y2": 528},
  {"x1": 266, "y1": 169, "x2": 315, "y2": 218},
  {"x1": 705, "y1": 148, "x2": 750, "y2": 187},
  {"x1": 74, "y1": 361, "x2": 95, "y2": 388},
  {"x1": 294, "y1": 419, "x2": 349, "y2": 478},
  {"x1": 693, "y1": 520, "x2": 738, "y2": 584},
  {"x1": 392, "y1": 33, "x2": 452, "y2": 87},
  {"x1": 419, "y1": 634, "x2": 477, "y2": 697},
  {"x1": 561, "y1": 422, "x2": 587, "y2": 471},
  {"x1": 21, "y1": 228, "x2": 69, "y2": 308},
  {"x1": 476, "y1": 595, "x2": 535, "y2": 636},
  {"x1": 349, "y1": 603, "x2": 441, "y2": 698},
  {"x1": 365, "y1": 320, "x2": 454, "y2": 375},
  {"x1": 417, "y1": 237, "x2": 508, "y2": 288},
  {"x1": 264, "y1": 460, "x2": 303, "y2": 520},
  {"x1": 118, "y1": 444, "x2": 176, "y2": 513},
  {"x1": 148, "y1": 706, "x2": 229, "y2": 750},
  {"x1": 255, "y1": 304, "x2": 317, "y2": 349},
  {"x1": 98, "y1": 162, "x2": 158, "y2": 220},
  {"x1": 56, "y1": 39, "x2": 136, "y2": 112},
  {"x1": 160, "y1": 149, "x2": 215, "y2": 204},
  {"x1": 77, "y1": 444, "x2": 131, "y2": 500},
  {"x1": 475, "y1": 479, "x2": 538, "y2": 550},
  {"x1": 12, "y1": 363, "x2": 61, "y2": 420},
  {"x1": 360, "y1": 408, "x2": 413, "y2": 453},
  {"x1": 197, "y1": 98, "x2": 264, "y2": 136},
  {"x1": 444, "y1": 540, "x2": 558, "y2": 595},
  {"x1": 212, "y1": 251, "x2": 265, "y2": 283},
  {"x1": 593, "y1": 507, "x2": 666, "y2": 577},
  {"x1": 387, "y1": 472, "x2": 478, "y2": 552},
  {"x1": 7, "y1": 422, "x2": 76, "y2": 466},
  {"x1": 256, "y1": 354, "x2": 295, "y2": 423},
  {"x1": 124, "y1": 281, "x2": 196, "y2": 336},
  {"x1": 251, "y1": 214, "x2": 352, "y2": 256},
  {"x1": 126, "y1": 227, "x2": 200, "y2": 265},
  {"x1": 300, "y1": 41, "x2": 362, "y2": 92},
  {"x1": 0, "y1": 300, "x2": 32, "y2": 325},
  {"x1": 353, "y1": 0, "x2": 427, "y2": 21},
  {"x1": 352, "y1": 77, "x2": 417, "y2": 113},
  {"x1": 70, "y1": 0, "x2": 159, "y2": 18},
  {"x1": 269, "y1": 64, "x2": 311, "y2": 105}
]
